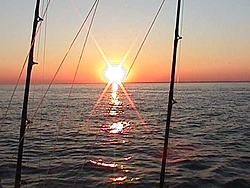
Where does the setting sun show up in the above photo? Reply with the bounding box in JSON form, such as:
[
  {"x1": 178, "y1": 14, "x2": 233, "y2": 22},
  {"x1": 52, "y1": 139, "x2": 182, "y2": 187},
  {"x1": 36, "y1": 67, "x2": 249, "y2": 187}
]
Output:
[{"x1": 104, "y1": 62, "x2": 127, "y2": 84}]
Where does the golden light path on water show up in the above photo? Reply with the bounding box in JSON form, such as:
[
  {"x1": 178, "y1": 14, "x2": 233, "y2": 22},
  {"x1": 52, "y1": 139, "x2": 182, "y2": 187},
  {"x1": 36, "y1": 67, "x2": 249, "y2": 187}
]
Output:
[{"x1": 88, "y1": 80, "x2": 140, "y2": 184}]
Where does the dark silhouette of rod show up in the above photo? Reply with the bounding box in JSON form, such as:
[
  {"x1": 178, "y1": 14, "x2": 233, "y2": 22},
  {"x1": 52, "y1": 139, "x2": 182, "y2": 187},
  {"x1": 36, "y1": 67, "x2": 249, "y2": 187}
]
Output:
[
  {"x1": 159, "y1": 0, "x2": 182, "y2": 187},
  {"x1": 14, "y1": 1, "x2": 41, "y2": 187}
]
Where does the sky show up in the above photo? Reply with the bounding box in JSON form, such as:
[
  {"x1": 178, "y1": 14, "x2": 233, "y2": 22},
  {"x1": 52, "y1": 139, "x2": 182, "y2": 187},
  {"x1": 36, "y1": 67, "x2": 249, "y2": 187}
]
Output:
[{"x1": 0, "y1": 0, "x2": 249, "y2": 84}]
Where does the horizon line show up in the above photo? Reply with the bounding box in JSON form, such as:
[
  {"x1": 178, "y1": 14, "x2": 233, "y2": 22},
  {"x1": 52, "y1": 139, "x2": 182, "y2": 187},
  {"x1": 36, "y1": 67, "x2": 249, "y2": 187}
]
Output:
[{"x1": 1, "y1": 80, "x2": 249, "y2": 85}]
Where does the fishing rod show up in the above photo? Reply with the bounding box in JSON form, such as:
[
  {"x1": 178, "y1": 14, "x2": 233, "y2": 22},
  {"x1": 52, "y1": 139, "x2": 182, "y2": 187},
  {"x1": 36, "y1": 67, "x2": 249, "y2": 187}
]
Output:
[
  {"x1": 160, "y1": 0, "x2": 182, "y2": 187},
  {"x1": 14, "y1": 0, "x2": 42, "y2": 187}
]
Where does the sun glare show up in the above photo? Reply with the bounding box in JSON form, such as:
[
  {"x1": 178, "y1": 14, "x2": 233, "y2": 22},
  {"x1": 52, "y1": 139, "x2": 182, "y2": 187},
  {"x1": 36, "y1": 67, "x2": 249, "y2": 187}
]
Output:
[{"x1": 104, "y1": 63, "x2": 127, "y2": 84}]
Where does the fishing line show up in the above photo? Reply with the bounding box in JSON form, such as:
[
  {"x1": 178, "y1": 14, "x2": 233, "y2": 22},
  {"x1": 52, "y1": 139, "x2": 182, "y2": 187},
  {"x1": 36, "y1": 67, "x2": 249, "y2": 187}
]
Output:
[
  {"x1": 0, "y1": 0, "x2": 51, "y2": 134},
  {"x1": 40, "y1": 1, "x2": 100, "y2": 187},
  {"x1": 39, "y1": 0, "x2": 49, "y2": 182},
  {"x1": 176, "y1": 0, "x2": 185, "y2": 84},
  {"x1": 126, "y1": 0, "x2": 166, "y2": 79},
  {"x1": 43, "y1": 0, "x2": 100, "y2": 181},
  {"x1": 36, "y1": 0, "x2": 44, "y2": 62},
  {"x1": 45, "y1": 83, "x2": 111, "y2": 185},
  {"x1": 42, "y1": 0, "x2": 48, "y2": 88},
  {"x1": 29, "y1": 0, "x2": 45, "y2": 134}
]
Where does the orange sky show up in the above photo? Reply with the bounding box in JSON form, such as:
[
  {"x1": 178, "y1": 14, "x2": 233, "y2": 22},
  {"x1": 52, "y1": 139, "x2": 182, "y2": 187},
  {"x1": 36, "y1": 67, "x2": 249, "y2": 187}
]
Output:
[{"x1": 0, "y1": 1, "x2": 249, "y2": 85}]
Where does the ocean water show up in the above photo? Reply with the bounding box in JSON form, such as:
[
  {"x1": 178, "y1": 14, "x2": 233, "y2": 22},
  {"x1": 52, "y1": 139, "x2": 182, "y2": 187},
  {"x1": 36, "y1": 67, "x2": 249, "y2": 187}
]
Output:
[{"x1": 0, "y1": 83, "x2": 249, "y2": 188}]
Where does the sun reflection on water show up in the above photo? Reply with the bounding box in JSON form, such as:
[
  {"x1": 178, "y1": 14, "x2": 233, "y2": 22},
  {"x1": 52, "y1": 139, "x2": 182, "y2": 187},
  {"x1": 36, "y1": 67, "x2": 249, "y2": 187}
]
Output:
[{"x1": 88, "y1": 75, "x2": 145, "y2": 185}]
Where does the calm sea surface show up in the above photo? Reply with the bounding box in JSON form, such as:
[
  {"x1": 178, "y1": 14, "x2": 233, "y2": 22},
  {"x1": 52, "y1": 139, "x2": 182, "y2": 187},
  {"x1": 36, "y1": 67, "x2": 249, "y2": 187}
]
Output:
[{"x1": 0, "y1": 83, "x2": 249, "y2": 188}]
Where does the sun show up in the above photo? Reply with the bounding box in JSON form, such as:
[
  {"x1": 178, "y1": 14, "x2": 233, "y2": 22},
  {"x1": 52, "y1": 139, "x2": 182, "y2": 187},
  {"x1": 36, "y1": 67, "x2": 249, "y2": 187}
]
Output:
[{"x1": 104, "y1": 63, "x2": 127, "y2": 84}]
